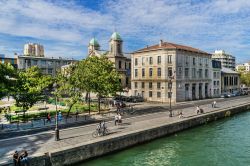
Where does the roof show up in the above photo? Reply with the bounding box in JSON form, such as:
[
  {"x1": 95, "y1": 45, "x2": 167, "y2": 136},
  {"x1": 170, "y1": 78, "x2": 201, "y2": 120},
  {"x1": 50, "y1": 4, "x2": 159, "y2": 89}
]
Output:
[
  {"x1": 111, "y1": 32, "x2": 122, "y2": 41},
  {"x1": 133, "y1": 41, "x2": 210, "y2": 54},
  {"x1": 221, "y1": 67, "x2": 239, "y2": 74},
  {"x1": 89, "y1": 38, "x2": 100, "y2": 47}
]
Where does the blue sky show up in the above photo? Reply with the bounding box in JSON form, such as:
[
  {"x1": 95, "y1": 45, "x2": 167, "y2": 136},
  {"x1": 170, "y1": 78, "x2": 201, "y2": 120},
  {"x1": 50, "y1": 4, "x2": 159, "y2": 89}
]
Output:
[{"x1": 0, "y1": 0, "x2": 250, "y2": 63}]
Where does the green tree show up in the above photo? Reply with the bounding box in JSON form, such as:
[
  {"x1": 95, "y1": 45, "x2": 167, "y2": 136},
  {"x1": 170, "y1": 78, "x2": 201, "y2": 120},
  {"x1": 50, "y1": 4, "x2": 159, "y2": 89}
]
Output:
[
  {"x1": 13, "y1": 66, "x2": 52, "y2": 112},
  {"x1": 56, "y1": 64, "x2": 82, "y2": 117},
  {"x1": 76, "y1": 56, "x2": 122, "y2": 113},
  {"x1": 0, "y1": 63, "x2": 16, "y2": 99},
  {"x1": 240, "y1": 71, "x2": 250, "y2": 86}
]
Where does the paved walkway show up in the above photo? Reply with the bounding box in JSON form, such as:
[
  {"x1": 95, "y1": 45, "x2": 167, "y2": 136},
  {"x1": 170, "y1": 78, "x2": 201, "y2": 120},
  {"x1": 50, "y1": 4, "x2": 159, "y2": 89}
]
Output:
[{"x1": 0, "y1": 96, "x2": 250, "y2": 164}]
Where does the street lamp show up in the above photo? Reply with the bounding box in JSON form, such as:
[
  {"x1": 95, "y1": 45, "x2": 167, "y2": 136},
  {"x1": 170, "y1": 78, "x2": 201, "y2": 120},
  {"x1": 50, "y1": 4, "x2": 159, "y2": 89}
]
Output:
[
  {"x1": 53, "y1": 83, "x2": 60, "y2": 141},
  {"x1": 168, "y1": 73, "x2": 175, "y2": 117}
]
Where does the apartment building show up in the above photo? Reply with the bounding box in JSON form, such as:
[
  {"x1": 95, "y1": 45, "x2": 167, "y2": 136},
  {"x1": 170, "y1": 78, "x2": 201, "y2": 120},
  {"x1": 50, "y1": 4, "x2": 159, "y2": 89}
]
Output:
[
  {"x1": 211, "y1": 60, "x2": 221, "y2": 97},
  {"x1": 16, "y1": 55, "x2": 76, "y2": 76},
  {"x1": 236, "y1": 62, "x2": 250, "y2": 73},
  {"x1": 221, "y1": 67, "x2": 240, "y2": 94},
  {"x1": 131, "y1": 40, "x2": 212, "y2": 103},
  {"x1": 212, "y1": 50, "x2": 236, "y2": 70},
  {"x1": 24, "y1": 43, "x2": 44, "y2": 57}
]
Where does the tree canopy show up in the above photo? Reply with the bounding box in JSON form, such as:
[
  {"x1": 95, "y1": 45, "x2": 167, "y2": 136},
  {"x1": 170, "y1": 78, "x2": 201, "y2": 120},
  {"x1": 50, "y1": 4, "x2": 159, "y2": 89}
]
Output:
[
  {"x1": 75, "y1": 56, "x2": 122, "y2": 112},
  {"x1": 13, "y1": 66, "x2": 52, "y2": 110},
  {"x1": 239, "y1": 71, "x2": 250, "y2": 86},
  {"x1": 0, "y1": 63, "x2": 16, "y2": 99}
]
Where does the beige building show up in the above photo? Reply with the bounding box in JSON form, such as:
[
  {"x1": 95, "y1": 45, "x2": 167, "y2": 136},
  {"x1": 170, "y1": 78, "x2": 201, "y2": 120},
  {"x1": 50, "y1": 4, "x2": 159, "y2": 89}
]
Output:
[
  {"x1": 221, "y1": 67, "x2": 240, "y2": 94},
  {"x1": 24, "y1": 43, "x2": 44, "y2": 57},
  {"x1": 212, "y1": 50, "x2": 236, "y2": 70},
  {"x1": 131, "y1": 40, "x2": 212, "y2": 103},
  {"x1": 236, "y1": 62, "x2": 250, "y2": 73},
  {"x1": 88, "y1": 32, "x2": 131, "y2": 89}
]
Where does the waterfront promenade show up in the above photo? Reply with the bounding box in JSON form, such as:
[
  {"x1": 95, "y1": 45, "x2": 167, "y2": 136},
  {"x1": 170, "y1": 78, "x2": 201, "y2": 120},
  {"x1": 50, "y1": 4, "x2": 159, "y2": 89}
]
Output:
[{"x1": 0, "y1": 96, "x2": 250, "y2": 165}]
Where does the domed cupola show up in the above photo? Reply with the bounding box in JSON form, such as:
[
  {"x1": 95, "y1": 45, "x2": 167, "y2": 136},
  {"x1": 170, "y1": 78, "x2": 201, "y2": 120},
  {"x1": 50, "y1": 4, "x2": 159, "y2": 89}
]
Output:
[
  {"x1": 88, "y1": 38, "x2": 100, "y2": 56},
  {"x1": 111, "y1": 32, "x2": 122, "y2": 41}
]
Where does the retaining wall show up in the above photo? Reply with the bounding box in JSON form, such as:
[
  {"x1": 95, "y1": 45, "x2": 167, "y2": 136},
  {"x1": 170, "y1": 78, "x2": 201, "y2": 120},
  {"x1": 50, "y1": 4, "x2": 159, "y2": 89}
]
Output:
[{"x1": 2, "y1": 103, "x2": 250, "y2": 166}]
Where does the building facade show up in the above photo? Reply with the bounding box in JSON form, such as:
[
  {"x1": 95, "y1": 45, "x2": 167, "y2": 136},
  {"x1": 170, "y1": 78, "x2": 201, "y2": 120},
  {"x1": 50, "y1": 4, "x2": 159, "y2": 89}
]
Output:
[
  {"x1": 212, "y1": 50, "x2": 236, "y2": 70},
  {"x1": 16, "y1": 55, "x2": 76, "y2": 76},
  {"x1": 211, "y1": 60, "x2": 221, "y2": 97},
  {"x1": 0, "y1": 56, "x2": 18, "y2": 68},
  {"x1": 24, "y1": 43, "x2": 44, "y2": 57},
  {"x1": 88, "y1": 32, "x2": 131, "y2": 89},
  {"x1": 221, "y1": 67, "x2": 240, "y2": 94},
  {"x1": 236, "y1": 62, "x2": 250, "y2": 73},
  {"x1": 131, "y1": 40, "x2": 212, "y2": 103}
]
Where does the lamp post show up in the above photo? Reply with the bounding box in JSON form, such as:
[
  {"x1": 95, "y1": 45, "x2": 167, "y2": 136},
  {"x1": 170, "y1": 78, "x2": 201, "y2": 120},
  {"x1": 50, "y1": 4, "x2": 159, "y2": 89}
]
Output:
[
  {"x1": 53, "y1": 83, "x2": 60, "y2": 141},
  {"x1": 168, "y1": 73, "x2": 175, "y2": 117}
]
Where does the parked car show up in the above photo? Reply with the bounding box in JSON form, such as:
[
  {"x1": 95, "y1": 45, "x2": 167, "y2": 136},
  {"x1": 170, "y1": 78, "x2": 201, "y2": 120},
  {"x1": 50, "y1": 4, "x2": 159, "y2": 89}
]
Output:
[{"x1": 220, "y1": 93, "x2": 231, "y2": 98}]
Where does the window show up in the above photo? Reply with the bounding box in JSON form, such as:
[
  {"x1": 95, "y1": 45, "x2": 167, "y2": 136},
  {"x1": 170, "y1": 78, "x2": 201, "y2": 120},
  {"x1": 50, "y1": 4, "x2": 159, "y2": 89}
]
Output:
[
  {"x1": 185, "y1": 68, "x2": 189, "y2": 77},
  {"x1": 149, "y1": 82, "x2": 152, "y2": 89},
  {"x1": 168, "y1": 55, "x2": 172, "y2": 64},
  {"x1": 193, "y1": 57, "x2": 196, "y2": 65},
  {"x1": 142, "y1": 57, "x2": 145, "y2": 65},
  {"x1": 213, "y1": 72, "x2": 216, "y2": 78},
  {"x1": 119, "y1": 61, "x2": 122, "y2": 69},
  {"x1": 142, "y1": 82, "x2": 145, "y2": 88},
  {"x1": 149, "y1": 91, "x2": 153, "y2": 97},
  {"x1": 125, "y1": 62, "x2": 127, "y2": 69},
  {"x1": 135, "y1": 58, "x2": 138, "y2": 66},
  {"x1": 178, "y1": 67, "x2": 182, "y2": 75},
  {"x1": 168, "y1": 67, "x2": 173, "y2": 77},
  {"x1": 48, "y1": 68, "x2": 53, "y2": 74},
  {"x1": 157, "y1": 68, "x2": 161, "y2": 77},
  {"x1": 199, "y1": 69, "x2": 203, "y2": 78},
  {"x1": 134, "y1": 69, "x2": 138, "y2": 77},
  {"x1": 185, "y1": 56, "x2": 189, "y2": 65},
  {"x1": 157, "y1": 82, "x2": 161, "y2": 89},
  {"x1": 214, "y1": 81, "x2": 216, "y2": 86},
  {"x1": 126, "y1": 77, "x2": 129, "y2": 85},
  {"x1": 157, "y1": 56, "x2": 161, "y2": 64},
  {"x1": 199, "y1": 58, "x2": 202, "y2": 66},
  {"x1": 41, "y1": 60, "x2": 46, "y2": 65},
  {"x1": 149, "y1": 68, "x2": 153, "y2": 77},
  {"x1": 205, "y1": 69, "x2": 208, "y2": 78},
  {"x1": 217, "y1": 81, "x2": 219, "y2": 86},
  {"x1": 192, "y1": 68, "x2": 196, "y2": 78},
  {"x1": 129, "y1": 63, "x2": 131, "y2": 69},
  {"x1": 149, "y1": 57, "x2": 153, "y2": 65},
  {"x1": 157, "y1": 92, "x2": 161, "y2": 98},
  {"x1": 142, "y1": 68, "x2": 145, "y2": 77},
  {"x1": 117, "y1": 43, "x2": 121, "y2": 53},
  {"x1": 134, "y1": 82, "x2": 137, "y2": 88},
  {"x1": 33, "y1": 60, "x2": 38, "y2": 65}
]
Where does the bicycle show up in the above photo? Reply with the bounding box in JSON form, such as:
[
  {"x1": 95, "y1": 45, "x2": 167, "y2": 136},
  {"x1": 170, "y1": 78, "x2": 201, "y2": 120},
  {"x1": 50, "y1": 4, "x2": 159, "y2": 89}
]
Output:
[{"x1": 92, "y1": 127, "x2": 109, "y2": 138}]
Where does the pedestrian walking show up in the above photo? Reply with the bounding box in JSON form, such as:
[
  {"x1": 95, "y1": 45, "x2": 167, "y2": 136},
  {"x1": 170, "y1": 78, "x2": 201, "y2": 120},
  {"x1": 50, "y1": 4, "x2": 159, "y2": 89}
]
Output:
[
  {"x1": 114, "y1": 114, "x2": 119, "y2": 126},
  {"x1": 58, "y1": 111, "x2": 62, "y2": 122},
  {"x1": 196, "y1": 106, "x2": 200, "y2": 114},
  {"x1": 213, "y1": 101, "x2": 217, "y2": 108},
  {"x1": 179, "y1": 111, "x2": 183, "y2": 118},
  {"x1": 46, "y1": 113, "x2": 51, "y2": 123},
  {"x1": 13, "y1": 151, "x2": 19, "y2": 166}
]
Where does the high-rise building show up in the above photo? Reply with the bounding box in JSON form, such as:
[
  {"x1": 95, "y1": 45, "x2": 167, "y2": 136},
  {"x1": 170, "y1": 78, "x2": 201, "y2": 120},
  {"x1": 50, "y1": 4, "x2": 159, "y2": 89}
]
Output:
[
  {"x1": 212, "y1": 50, "x2": 236, "y2": 70},
  {"x1": 131, "y1": 40, "x2": 212, "y2": 103},
  {"x1": 24, "y1": 43, "x2": 44, "y2": 57}
]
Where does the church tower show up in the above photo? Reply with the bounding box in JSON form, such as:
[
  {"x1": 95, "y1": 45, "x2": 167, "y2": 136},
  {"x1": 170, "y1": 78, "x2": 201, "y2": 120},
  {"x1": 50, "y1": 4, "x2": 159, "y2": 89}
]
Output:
[
  {"x1": 88, "y1": 38, "x2": 100, "y2": 56},
  {"x1": 109, "y1": 32, "x2": 123, "y2": 57}
]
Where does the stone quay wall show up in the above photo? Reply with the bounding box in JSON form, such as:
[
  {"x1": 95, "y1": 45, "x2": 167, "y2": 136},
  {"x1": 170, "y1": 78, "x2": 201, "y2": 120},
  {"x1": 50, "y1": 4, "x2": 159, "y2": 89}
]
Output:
[{"x1": 2, "y1": 103, "x2": 250, "y2": 166}]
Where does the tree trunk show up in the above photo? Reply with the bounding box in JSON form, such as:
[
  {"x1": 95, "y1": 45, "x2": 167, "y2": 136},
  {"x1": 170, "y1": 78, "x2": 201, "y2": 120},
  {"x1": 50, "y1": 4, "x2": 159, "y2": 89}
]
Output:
[
  {"x1": 88, "y1": 92, "x2": 91, "y2": 115},
  {"x1": 98, "y1": 96, "x2": 101, "y2": 114},
  {"x1": 67, "y1": 101, "x2": 76, "y2": 118}
]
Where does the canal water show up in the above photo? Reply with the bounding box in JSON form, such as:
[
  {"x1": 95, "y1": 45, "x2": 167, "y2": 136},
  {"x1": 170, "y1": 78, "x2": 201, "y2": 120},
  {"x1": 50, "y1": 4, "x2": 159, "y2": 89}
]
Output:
[{"x1": 78, "y1": 111, "x2": 250, "y2": 166}]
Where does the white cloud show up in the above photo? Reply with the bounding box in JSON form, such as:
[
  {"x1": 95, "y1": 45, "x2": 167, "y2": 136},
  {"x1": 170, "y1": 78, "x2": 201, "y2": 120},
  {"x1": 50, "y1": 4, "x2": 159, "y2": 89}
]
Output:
[{"x1": 0, "y1": 0, "x2": 250, "y2": 62}]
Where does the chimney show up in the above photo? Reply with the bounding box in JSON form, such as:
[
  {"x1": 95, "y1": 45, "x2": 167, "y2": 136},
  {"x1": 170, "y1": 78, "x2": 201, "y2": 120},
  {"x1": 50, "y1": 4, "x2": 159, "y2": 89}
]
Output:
[{"x1": 159, "y1": 40, "x2": 163, "y2": 47}]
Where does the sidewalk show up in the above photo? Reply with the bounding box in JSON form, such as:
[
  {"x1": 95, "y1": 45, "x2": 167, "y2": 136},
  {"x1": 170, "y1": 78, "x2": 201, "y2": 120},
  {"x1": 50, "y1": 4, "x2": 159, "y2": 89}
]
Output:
[{"x1": 1, "y1": 96, "x2": 250, "y2": 164}]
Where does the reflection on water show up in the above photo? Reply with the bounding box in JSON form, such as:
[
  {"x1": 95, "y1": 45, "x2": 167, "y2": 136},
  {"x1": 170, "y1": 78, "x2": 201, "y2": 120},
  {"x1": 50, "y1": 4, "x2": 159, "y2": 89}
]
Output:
[{"x1": 77, "y1": 111, "x2": 250, "y2": 166}]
